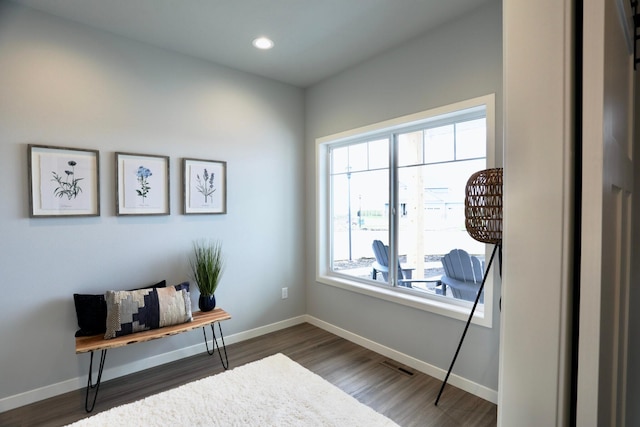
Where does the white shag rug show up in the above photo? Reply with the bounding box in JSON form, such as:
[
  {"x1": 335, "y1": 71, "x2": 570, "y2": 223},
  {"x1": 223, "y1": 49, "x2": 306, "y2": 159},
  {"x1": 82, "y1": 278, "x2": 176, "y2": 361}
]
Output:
[{"x1": 67, "y1": 353, "x2": 399, "y2": 427}]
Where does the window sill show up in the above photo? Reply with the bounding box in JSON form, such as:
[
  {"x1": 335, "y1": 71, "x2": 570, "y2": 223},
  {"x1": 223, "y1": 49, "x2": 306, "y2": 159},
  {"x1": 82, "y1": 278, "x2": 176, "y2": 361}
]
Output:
[{"x1": 316, "y1": 273, "x2": 492, "y2": 328}]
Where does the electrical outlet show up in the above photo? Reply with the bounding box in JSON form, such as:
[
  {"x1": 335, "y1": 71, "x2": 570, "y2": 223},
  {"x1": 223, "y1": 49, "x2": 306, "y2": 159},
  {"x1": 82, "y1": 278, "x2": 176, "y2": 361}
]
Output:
[{"x1": 281, "y1": 287, "x2": 288, "y2": 299}]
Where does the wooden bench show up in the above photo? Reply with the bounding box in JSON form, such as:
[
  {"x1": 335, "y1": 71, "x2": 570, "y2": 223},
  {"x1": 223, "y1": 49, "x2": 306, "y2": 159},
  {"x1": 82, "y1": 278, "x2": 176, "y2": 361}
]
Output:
[{"x1": 75, "y1": 308, "x2": 231, "y2": 412}]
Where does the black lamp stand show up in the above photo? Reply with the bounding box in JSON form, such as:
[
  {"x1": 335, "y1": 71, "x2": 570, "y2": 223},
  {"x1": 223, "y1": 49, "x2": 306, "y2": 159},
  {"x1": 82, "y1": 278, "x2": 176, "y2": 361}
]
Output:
[{"x1": 435, "y1": 242, "x2": 502, "y2": 406}]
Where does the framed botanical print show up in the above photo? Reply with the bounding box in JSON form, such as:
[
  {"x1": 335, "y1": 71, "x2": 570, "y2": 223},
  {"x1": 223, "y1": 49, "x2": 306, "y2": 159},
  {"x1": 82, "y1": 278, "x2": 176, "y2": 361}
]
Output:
[
  {"x1": 183, "y1": 158, "x2": 227, "y2": 214},
  {"x1": 28, "y1": 144, "x2": 100, "y2": 217},
  {"x1": 116, "y1": 152, "x2": 170, "y2": 216}
]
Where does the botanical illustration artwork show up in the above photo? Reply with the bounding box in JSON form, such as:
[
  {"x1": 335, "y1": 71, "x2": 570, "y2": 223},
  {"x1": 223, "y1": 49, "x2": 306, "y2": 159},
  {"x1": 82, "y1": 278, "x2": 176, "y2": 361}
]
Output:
[
  {"x1": 123, "y1": 159, "x2": 163, "y2": 209},
  {"x1": 29, "y1": 145, "x2": 99, "y2": 217},
  {"x1": 116, "y1": 152, "x2": 169, "y2": 216},
  {"x1": 51, "y1": 160, "x2": 83, "y2": 200},
  {"x1": 39, "y1": 154, "x2": 92, "y2": 211},
  {"x1": 135, "y1": 166, "x2": 152, "y2": 203},
  {"x1": 195, "y1": 168, "x2": 216, "y2": 203},
  {"x1": 183, "y1": 158, "x2": 226, "y2": 214}
]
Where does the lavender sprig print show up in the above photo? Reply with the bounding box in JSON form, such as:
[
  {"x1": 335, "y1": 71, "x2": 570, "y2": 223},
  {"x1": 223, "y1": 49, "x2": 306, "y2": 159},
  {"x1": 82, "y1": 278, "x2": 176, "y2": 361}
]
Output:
[
  {"x1": 51, "y1": 160, "x2": 83, "y2": 200},
  {"x1": 136, "y1": 166, "x2": 152, "y2": 202},
  {"x1": 195, "y1": 169, "x2": 216, "y2": 203}
]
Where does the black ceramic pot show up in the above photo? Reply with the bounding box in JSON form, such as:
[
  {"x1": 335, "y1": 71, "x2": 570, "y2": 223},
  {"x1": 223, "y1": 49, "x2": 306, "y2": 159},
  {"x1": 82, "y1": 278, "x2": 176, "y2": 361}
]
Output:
[{"x1": 198, "y1": 294, "x2": 216, "y2": 312}]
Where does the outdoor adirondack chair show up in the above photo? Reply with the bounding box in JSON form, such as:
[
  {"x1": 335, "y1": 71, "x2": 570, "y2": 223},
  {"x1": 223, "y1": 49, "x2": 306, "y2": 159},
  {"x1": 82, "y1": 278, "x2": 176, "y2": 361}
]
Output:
[
  {"x1": 371, "y1": 240, "x2": 414, "y2": 286},
  {"x1": 440, "y1": 249, "x2": 485, "y2": 302}
]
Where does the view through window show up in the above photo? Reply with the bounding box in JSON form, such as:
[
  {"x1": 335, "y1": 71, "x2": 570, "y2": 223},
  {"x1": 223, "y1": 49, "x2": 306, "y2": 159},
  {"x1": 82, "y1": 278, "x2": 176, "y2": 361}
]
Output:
[{"x1": 322, "y1": 97, "x2": 492, "y2": 313}]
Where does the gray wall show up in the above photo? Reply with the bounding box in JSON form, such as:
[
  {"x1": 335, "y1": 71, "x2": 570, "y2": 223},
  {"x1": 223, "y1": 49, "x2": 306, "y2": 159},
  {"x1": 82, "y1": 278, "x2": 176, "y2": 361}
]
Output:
[
  {"x1": 0, "y1": 1, "x2": 305, "y2": 404},
  {"x1": 304, "y1": 1, "x2": 502, "y2": 392},
  {"x1": 499, "y1": 0, "x2": 573, "y2": 423}
]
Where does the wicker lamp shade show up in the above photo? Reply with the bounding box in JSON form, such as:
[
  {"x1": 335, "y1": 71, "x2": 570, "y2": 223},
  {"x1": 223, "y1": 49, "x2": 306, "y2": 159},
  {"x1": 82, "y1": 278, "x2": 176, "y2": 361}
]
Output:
[{"x1": 464, "y1": 168, "x2": 503, "y2": 244}]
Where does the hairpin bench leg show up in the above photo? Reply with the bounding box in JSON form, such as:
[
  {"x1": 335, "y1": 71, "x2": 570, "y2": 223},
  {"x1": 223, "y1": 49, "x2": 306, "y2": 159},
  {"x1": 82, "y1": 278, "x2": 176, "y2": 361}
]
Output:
[
  {"x1": 202, "y1": 323, "x2": 229, "y2": 370},
  {"x1": 85, "y1": 349, "x2": 107, "y2": 413}
]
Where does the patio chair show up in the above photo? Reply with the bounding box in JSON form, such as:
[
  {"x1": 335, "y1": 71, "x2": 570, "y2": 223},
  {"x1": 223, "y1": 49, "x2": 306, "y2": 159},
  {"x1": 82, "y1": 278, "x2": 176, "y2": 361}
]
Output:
[
  {"x1": 371, "y1": 240, "x2": 414, "y2": 286},
  {"x1": 440, "y1": 249, "x2": 485, "y2": 302}
]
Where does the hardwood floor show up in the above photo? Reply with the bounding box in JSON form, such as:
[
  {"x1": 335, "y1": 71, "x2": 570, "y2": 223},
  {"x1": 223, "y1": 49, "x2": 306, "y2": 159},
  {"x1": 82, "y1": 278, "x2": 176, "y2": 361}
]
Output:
[{"x1": 0, "y1": 323, "x2": 497, "y2": 426}]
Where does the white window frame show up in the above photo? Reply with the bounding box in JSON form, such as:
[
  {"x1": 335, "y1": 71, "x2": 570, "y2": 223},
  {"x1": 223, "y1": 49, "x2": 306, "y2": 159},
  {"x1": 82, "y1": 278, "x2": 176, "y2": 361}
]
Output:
[{"x1": 316, "y1": 94, "x2": 496, "y2": 327}]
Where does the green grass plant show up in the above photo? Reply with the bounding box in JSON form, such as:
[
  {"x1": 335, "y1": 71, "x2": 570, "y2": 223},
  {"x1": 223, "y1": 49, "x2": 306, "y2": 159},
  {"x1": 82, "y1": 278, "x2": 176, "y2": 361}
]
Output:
[{"x1": 190, "y1": 240, "x2": 224, "y2": 296}]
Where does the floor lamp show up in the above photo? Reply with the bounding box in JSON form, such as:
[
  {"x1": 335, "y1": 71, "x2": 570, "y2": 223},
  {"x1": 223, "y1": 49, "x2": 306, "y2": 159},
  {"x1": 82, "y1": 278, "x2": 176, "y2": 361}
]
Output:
[{"x1": 435, "y1": 167, "x2": 503, "y2": 406}]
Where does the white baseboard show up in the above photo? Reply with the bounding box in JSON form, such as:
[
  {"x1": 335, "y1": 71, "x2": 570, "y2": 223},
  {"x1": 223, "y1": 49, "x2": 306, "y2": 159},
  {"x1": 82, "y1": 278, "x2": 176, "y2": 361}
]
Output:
[
  {"x1": 1, "y1": 314, "x2": 496, "y2": 412},
  {"x1": 0, "y1": 316, "x2": 307, "y2": 413},
  {"x1": 305, "y1": 315, "x2": 498, "y2": 404}
]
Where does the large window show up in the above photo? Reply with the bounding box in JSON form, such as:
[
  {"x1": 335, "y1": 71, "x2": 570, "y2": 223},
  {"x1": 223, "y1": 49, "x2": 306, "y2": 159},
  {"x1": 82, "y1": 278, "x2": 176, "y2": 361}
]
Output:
[{"x1": 317, "y1": 95, "x2": 496, "y2": 325}]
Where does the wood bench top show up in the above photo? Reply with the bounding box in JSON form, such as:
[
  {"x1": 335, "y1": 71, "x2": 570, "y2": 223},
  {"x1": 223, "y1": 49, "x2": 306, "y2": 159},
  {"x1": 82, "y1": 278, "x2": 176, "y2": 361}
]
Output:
[{"x1": 75, "y1": 308, "x2": 231, "y2": 354}]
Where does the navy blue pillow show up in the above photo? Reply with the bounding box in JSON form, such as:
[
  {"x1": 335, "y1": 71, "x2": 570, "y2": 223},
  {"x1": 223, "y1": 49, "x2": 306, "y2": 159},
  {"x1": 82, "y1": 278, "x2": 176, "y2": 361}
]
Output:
[
  {"x1": 174, "y1": 281, "x2": 190, "y2": 292},
  {"x1": 73, "y1": 280, "x2": 167, "y2": 337}
]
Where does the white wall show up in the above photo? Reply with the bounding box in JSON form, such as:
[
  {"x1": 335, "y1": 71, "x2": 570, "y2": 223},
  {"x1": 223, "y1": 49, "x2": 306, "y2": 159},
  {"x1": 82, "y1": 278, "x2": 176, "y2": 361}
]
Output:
[
  {"x1": 500, "y1": 0, "x2": 573, "y2": 425},
  {"x1": 0, "y1": 1, "x2": 305, "y2": 408},
  {"x1": 305, "y1": 0, "x2": 503, "y2": 394}
]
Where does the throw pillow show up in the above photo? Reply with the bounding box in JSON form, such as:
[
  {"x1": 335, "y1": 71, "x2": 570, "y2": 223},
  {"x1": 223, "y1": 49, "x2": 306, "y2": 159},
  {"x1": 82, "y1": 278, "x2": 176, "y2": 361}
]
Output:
[
  {"x1": 72, "y1": 293, "x2": 108, "y2": 337},
  {"x1": 73, "y1": 280, "x2": 166, "y2": 337},
  {"x1": 104, "y1": 287, "x2": 192, "y2": 339},
  {"x1": 173, "y1": 281, "x2": 190, "y2": 292}
]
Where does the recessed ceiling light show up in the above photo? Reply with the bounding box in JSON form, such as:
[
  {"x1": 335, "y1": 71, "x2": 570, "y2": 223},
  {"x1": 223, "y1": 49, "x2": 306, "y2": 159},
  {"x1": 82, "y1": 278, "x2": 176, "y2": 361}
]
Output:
[{"x1": 252, "y1": 37, "x2": 274, "y2": 50}]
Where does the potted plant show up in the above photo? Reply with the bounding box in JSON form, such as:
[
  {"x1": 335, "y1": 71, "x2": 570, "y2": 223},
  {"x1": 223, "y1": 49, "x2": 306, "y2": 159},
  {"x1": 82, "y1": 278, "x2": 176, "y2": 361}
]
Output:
[{"x1": 190, "y1": 239, "x2": 225, "y2": 312}]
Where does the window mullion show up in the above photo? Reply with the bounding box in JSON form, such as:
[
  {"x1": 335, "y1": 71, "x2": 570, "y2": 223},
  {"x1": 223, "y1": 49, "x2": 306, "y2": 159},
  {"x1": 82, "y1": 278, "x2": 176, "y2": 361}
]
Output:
[{"x1": 390, "y1": 132, "x2": 399, "y2": 287}]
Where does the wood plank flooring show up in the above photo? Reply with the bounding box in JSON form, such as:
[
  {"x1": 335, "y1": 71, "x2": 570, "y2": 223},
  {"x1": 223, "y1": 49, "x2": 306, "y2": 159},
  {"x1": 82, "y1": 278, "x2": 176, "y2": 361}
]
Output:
[{"x1": 0, "y1": 323, "x2": 497, "y2": 426}]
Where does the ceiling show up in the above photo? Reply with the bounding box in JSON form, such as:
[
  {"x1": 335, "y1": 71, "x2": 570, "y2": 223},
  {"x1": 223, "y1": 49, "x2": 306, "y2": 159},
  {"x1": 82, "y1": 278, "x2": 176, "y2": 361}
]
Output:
[{"x1": 12, "y1": 0, "x2": 492, "y2": 88}]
